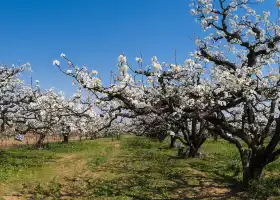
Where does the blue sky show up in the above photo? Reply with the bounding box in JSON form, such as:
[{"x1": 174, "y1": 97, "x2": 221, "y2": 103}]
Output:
[{"x1": 0, "y1": 0, "x2": 278, "y2": 96}]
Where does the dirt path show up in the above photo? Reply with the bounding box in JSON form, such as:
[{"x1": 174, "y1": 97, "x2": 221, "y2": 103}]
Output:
[{"x1": 178, "y1": 167, "x2": 233, "y2": 199}]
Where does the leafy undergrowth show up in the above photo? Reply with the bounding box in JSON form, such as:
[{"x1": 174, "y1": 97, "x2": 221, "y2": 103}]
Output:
[{"x1": 0, "y1": 136, "x2": 279, "y2": 200}]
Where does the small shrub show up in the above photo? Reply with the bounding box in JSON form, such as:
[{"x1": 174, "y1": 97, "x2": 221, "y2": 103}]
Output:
[
  {"x1": 227, "y1": 153, "x2": 242, "y2": 176},
  {"x1": 247, "y1": 178, "x2": 280, "y2": 199}
]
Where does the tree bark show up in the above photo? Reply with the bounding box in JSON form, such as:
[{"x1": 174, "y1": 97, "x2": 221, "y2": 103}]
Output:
[
  {"x1": 241, "y1": 151, "x2": 265, "y2": 187},
  {"x1": 186, "y1": 139, "x2": 205, "y2": 158},
  {"x1": 170, "y1": 135, "x2": 176, "y2": 148},
  {"x1": 187, "y1": 145, "x2": 200, "y2": 158},
  {"x1": 63, "y1": 134, "x2": 69, "y2": 143},
  {"x1": 36, "y1": 134, "x2": 46, "y2": 148},
  {"x1": 242, "y1": 163, "x2": 264, "y2": 187},
  {"x1": 0, "y1": 121, "x2": 4, "y2": 132}
]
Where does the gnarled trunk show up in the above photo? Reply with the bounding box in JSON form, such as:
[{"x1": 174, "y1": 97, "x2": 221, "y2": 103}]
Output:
[
  {"x1": 186, "y1": 138, "x2": 205, "y2": 158},
  {"x1": 187, "y1": 145, "x2": 200, "y2": 158},
  {"x1": 178, "y1": 120, "x2": 207, "y2": 158},
  {"x1": 241, "y1": 150, "x2": 265, "y2": 187},
  {"x1": 243, "y1": 164, "x2": 263, "y2": 187}
]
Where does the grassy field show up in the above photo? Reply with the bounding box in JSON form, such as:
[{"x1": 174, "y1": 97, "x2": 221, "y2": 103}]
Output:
[{"x1": 0, "y1": 135, "x2": 279, "y2": 200}]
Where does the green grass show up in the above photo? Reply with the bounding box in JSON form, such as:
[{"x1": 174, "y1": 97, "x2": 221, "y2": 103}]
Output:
[
  {"x1": 0, "y1": 146, "x2": 56, "y2": 182},
  {"x1": 0, "y1": 136, "x2": 280, "y2": 200},
  {"x1": 0, "y1": 140, "x2": 102, "y2": 180}
]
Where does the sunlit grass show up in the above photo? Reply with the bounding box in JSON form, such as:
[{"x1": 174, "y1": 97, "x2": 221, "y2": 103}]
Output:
[{"x1": 0, "y1": 135, "x2": 279, "y2": 199}]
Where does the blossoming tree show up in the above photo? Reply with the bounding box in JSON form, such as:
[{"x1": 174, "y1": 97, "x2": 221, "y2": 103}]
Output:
[
  {"x1": 190, "y1": 0, "x2": 280, "y2": 185},
  {"x1": 54, "y1": 0, "x2": 280, "y2": 185},
  {"x1": 0, "y1": 63, "x2": 33, "y2": 135}
]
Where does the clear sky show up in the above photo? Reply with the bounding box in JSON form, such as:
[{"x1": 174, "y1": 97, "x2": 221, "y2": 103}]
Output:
[{"x1": 0, "y1": 0, "x2": 279, "y2": 96}]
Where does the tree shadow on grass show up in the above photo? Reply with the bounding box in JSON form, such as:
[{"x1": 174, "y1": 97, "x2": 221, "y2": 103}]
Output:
[
  {"x1": 48, "y1": 153, "x2": 244, "y2": 200},
  {"x1": 19, "y1": 138, "x2": 246, "y2": 200}
]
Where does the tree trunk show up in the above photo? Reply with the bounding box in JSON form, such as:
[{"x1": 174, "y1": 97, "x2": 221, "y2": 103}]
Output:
[
  {"x1": 170, "y1": 136, "x2": 176, "y2": 148},
  {"x1": 187, "y1": 140, "x2": 204, "y2": 158},
  {"x1": 187, "y1": 146, "x2": 200, "y2": 158},
  {"x1": 241, "y1": 152, "x2": 265, "y2": 187},
  {"x1": 36, "y1": 134, "x2": 46, "y2": 148},
  {"x1": 1, "y1": 121, "x2": 4, "y2": 132},
  {"x1": 63, "y1": 134, "x2": 69, "y2": 143},
  {"x1": 242, "y1": 164, "x2": 264, "y2": 187}
]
